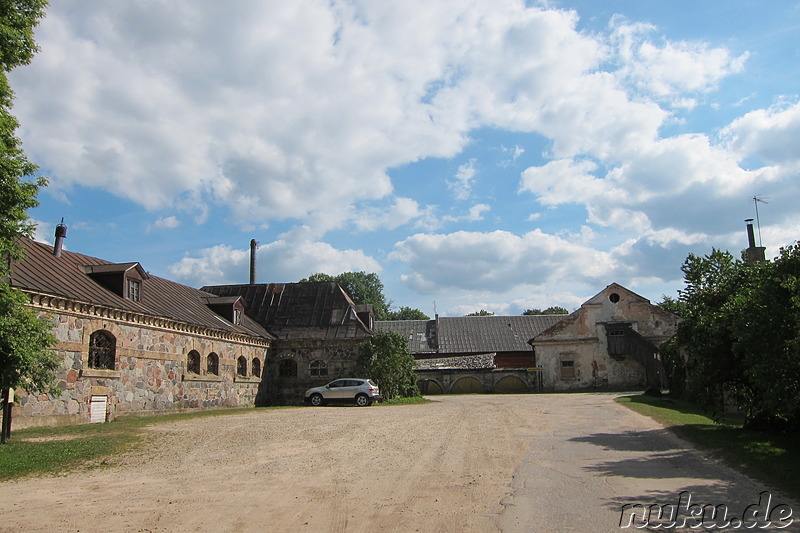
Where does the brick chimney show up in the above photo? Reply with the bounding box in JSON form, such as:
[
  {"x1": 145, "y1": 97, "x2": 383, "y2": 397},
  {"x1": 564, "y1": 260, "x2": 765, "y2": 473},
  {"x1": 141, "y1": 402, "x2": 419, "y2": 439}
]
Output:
[{"x1": 743, "y1": 219, "x2": 766, "y2": 264}]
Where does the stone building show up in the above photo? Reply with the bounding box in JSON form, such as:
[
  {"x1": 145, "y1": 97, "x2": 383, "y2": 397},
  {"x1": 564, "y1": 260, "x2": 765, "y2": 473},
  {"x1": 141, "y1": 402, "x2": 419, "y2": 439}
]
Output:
[
  {"x1": 9, "y1": 236, "x2": 273, "y2": 428},
  {"x1": 530, "y1": 283, "x2": 678, "y2": 391},
  {"x1": 201, "y1": 282, "x2": 374, "y2": 404}
]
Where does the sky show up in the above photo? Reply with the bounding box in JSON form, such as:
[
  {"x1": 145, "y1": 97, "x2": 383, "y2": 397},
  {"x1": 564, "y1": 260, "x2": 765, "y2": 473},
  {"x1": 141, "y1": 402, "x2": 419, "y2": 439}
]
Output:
[{"x1": 11, "y1": 0, "x2": 800, "y2": 317}]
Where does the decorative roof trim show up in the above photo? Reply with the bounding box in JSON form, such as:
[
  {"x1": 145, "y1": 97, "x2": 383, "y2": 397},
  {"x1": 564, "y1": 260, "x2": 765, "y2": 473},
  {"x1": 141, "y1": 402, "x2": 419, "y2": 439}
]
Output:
[{"x1": 22, "y1": 289, "x2": 272, "y2": 347}]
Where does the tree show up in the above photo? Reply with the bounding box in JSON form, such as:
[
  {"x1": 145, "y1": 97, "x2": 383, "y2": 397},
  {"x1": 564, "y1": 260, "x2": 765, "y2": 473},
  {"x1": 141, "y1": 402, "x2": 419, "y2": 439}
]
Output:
[
  {"x1": 0, "y1": 0, "x2": 48, "y2": 268},
  {"x1": 299, "y1": 271, "x2": 396, "y2": 320},
  {"x1": 0, "y1": 0, "x2": 56, "y2": 443},
  {"x1": 466, "y1": 309, "x2": 494, "y2": 316},
  {"x1": 357, "y1": 331, "x2": 419, "y2": 400},
  {"x1": 523, "y1": 306, "x2": 569, "y2": 315},
  {"x1": 664, "y1": 245, "x2": 800, "y2": 431},
  {"x1": 385, "y1": 306, "x2": 430, "y2": 320}
]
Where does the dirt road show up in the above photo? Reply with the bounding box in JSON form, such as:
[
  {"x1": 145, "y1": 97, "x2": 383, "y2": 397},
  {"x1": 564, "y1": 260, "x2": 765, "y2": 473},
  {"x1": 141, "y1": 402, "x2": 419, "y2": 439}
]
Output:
[{"x1": 0, "y1": 394, "x2": 794, "y2": 532}]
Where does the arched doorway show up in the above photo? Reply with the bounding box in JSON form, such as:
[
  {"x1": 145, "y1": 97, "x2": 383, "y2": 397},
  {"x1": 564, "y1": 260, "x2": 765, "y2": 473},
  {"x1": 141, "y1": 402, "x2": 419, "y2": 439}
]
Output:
[
  {"x1": 450, "y1": 376, "x2": 484, "y2": 394},
  {"x1": 494, "y1": 375, "x2": 527, "y2": 393}
]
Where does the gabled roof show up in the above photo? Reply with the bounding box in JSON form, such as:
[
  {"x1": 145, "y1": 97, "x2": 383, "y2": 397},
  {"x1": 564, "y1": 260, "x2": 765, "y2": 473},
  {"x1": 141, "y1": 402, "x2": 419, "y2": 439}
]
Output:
[
  {"x1": 530, "y1": 282, "x2": 677, "y2": 344},
  {"x1": 201, "y1": 282, "x2": 373, "y2": 340},
  {"x1": 10, "y1": 238, "x2": 273, "y2": 340},
  {"x1": 375, "y1": 314, "x2": 565, "y2": 356}
]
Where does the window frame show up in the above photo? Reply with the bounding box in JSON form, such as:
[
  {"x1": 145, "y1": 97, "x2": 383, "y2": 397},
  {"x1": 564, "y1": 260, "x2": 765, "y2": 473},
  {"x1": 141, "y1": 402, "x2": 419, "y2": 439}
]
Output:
[
  {"x1": 88, "y1": 330, "x2": 116, "y2": 370},
  {"x1": 207, "y1": 352, "x2": 220, "y2": 376}
]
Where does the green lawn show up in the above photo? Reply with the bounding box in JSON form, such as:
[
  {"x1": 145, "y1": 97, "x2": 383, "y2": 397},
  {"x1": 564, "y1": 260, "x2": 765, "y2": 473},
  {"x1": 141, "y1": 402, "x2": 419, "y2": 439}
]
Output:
[{"x1": 617, "y1": 395, "x2": 800, "y2": 501}]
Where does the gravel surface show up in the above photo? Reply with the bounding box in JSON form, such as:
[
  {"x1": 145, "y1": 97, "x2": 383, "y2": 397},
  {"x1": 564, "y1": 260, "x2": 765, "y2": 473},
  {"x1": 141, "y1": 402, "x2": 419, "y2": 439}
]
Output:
[{"x1": 0, "y1": 394, "x2": 795, "y2": 532}]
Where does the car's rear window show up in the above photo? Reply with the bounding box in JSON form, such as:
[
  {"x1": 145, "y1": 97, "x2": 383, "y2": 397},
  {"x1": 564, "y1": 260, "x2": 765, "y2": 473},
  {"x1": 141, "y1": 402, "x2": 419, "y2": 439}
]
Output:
[{"x1": 368, "y1": 380, "x2": 377, "y2": 387}]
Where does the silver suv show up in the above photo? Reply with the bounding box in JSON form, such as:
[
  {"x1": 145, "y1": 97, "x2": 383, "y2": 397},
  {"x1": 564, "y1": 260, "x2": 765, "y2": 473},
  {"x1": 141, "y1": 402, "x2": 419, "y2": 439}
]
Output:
[{"x1": 304, "y1": 378, "x2": 381, "y2": 407}]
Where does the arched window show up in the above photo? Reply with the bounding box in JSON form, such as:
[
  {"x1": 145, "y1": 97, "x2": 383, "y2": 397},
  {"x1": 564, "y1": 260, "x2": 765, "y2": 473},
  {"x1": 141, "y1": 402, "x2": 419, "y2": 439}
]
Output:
[
  {"x1": 207, "y1": 352, "x2": 219, "y2": 376},
  {"x1": 309, "y1": 360, "x2": 328, "y2": 377},
  {"x1": 252, "y1": 358, "x2": 261, "y2": 378},
  {"x1": 88, "y1": 330, "x2": 116, "y2": 370},
  {"x1": 277, "y1": 359, "x2": 297, "y2": 377},
  {"x1": 187, "y1": 350, "x2": 201, "y2": 374},
  {"x1": 237, "y1": 356, "x2": 247, "y2": 377}
]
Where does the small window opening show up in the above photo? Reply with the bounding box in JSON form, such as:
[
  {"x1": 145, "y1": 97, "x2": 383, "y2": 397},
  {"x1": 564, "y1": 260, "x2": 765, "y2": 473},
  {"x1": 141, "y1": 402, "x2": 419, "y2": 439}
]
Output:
[
  {"x1": 278, "y1": 359, "x2": 297, "y2": 377},
  {"x1": 310, "y1": 360, "x2": 328, "y2": 377},
  {"x1": 560, "y1": 360, "x2": 575, "y2": 379},
  {"x1": 252, "y1": 358, "x2": 261, "y2": 377},
  {"x1": 207, "y1": 352, "x2": 219, "y2": 376},
  {"x1": 88, "y1": 330, "x2": 116, "y2": 370},
  {"x1": 127, "y1": 278, "x2": 141, "y2": 302},
  {"x1": 237, "y1": 356, "x2": 247, "y2": 377},
  {"x1": 609, "y1": 293, "x2": 620, "y2": 303},
  {"x1": 187, "y1": 350, "x2": 201, "y2": 374}
]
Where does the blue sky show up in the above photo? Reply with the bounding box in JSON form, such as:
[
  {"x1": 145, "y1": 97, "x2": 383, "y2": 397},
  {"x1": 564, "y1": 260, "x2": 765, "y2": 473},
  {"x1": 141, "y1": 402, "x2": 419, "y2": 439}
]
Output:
[{"x1": 12, "y1": 0, "x2": 800, "y2": 316}]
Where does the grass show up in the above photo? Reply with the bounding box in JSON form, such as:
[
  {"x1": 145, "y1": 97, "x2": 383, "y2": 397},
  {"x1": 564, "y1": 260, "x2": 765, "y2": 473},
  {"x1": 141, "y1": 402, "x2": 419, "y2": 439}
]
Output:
[
  {"x1": 0, "y1": 407, "x2": 258, "y2": 482},
  {"x1": 617, "y1": 395, "x2": 800, "y2": 501},
  {"x1": 380, "y1": 396, "x2": 431, "y2": 406}
]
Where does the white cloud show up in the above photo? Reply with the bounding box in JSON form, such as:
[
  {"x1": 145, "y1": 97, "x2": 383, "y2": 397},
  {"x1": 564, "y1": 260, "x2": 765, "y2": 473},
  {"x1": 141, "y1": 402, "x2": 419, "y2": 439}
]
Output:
[
  {"x1": 610, "y1": 16, "x2": 748, "y2": 107},
  {"x1": 448, "y1": 159, "x2": 478, "y2": 201},
  {"x1": 352, "y1": 197, "x2": 424, "y2": 231},
  {"x1": 723, "y1": 101, "x2": 800, "y2": 165},
  {"x1": 391, "y1": 229, "x2": 615, "y2": 293},
  {"x1": 149, "y1": 216, "x2": 181, "y2": 231},
  {"x1": 169, "y1": 239, "x2": 382, "y2": 287},
  {"x1": 442, "y1": 203, "x2": 491, "y2": 223},
  {"x1": 10, "y1": 0, "x2": 729, "y2": 234}
]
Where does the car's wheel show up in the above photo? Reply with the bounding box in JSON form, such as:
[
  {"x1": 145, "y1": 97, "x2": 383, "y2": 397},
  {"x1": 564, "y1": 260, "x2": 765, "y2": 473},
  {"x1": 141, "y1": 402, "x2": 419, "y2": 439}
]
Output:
[
  {"x1": 355, "y1": 394, "x2": 371, "y2": 407},
  {"x1": 310, "y1": 394, "x2": 324, "y2": 406}
]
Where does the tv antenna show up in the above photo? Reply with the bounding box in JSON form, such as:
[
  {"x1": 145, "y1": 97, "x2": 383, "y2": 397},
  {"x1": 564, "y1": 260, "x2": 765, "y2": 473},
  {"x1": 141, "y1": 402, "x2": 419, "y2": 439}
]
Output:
[{"x1": 752, "y1": 195, "x2": 768, "y2": 246}]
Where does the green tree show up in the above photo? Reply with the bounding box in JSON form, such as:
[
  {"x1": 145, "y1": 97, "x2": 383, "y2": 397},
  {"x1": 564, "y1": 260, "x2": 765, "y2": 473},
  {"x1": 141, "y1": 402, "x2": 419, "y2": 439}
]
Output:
[
  {"x1": 523, "y1": 306, "x2": 569, "y2": 315},
  {"x1": 357, "y1": 331, "x2": 419, "y2": 400},
  {"x1": 664, "y1": 245, "x2": 800, "y2": 431},
  {"x1": 300, "y1": 271, "x2": 391, "y2": 320},
  {"x1": 466, "y1": 309, "x2": 494, "y2": 316},
  {"x1": 0, "y1": 0, "x2": 48, "y2": 267},
  {"x1": 0, "y1": 0, "x2": 56, "y2": 443},
  {"x1": 386, "y1": 306, "x2": 430, "y2": 320}
]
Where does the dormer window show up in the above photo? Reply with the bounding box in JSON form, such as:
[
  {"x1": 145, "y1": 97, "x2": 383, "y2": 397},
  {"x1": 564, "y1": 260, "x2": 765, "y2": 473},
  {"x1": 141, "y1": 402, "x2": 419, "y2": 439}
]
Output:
[
  {"x1": 201, "y1": 295, "x2": 245, "y2": 325},
  {"x1": 84, "y1": 262, "x2": 148, "y2": 301},
  {"x1": 127, "y1": 278, "x2": 141, "y2": 302}
]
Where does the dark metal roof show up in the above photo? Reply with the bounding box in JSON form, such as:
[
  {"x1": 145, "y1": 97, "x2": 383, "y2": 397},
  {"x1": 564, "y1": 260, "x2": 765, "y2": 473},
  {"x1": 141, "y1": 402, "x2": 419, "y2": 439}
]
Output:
[
  {"x1": 374, "y1": 320, "x2": 437, "y2": 354},
  {"x1": 201, "y1": 282, "x2": 373, "y2": 340},
  {"x1": 11, "y1": 238, "x2": 273, "y2": 340},
  {"x1": 375, "y1": 314, "x2": 565, "y2": 356}
]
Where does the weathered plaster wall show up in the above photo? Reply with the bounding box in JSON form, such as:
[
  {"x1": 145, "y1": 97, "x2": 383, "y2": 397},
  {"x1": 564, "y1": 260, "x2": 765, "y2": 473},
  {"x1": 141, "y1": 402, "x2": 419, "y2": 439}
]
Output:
[
  {"x1": 13, "y1": 309, "x2": 268, "y2": 428},
  {"x1": 534, "y1": 286, "x2": 678, "y2": 392}
]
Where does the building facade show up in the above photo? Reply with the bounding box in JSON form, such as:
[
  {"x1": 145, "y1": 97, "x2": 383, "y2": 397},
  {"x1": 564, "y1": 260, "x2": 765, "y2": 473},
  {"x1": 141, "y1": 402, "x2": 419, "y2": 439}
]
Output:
[
  {"x1": 530, "y1": 283, "x2": 678, "y2": 391},
  {"x1": 10, "y1": 237, "x2": 272, "y2": 428}
]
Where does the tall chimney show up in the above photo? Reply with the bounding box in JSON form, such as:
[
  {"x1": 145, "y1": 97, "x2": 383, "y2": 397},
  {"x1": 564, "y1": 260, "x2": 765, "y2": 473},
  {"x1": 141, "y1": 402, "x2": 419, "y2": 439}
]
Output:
[
  {"x1": 249, "y1": 239, "x2": 258, "y2": 284},
  {"x1": 745, "y1": 219, "x2": 756, "y2": 248},
  {"x1": 744, "y1": 219, "x2": 766, "y2": 264},
  {"x1": 53, "y1": 219, "x2": 67, "y2": 257}
]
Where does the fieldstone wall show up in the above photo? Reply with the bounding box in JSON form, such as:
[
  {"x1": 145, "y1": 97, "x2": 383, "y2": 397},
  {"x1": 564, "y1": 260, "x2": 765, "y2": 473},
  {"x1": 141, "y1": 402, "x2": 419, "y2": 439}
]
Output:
[
  {"x1": 267, "y1": 338, "x2": 363, "y2": 405},
  {"x1": 12, "y1": 308, "x2": 269, "y2": 428}
]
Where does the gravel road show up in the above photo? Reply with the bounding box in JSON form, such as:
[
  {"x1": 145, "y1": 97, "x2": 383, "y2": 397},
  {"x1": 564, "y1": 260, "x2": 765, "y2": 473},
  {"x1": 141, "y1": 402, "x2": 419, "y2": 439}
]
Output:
[{"x1": 1, "y1": 394, "x2": 795, "y2": 532}]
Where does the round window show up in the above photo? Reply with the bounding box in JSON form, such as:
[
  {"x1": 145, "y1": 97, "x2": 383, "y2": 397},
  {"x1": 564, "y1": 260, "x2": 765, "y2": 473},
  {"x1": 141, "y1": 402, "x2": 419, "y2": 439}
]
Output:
[{"x1": 609, "y1": 293, "x2": 620, "y2": 303}]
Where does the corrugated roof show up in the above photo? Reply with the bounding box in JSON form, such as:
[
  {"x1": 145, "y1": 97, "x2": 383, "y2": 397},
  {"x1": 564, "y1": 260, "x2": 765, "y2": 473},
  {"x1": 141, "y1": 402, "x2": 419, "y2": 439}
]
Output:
[
  {"x1": 11, "y1": 238, "x2": 273, "y2": 340},
  {"x1": 375, "y1": 314, "x2": 565, "y2": 355},
  {"x1": 201, "y1": 282, "x2": 373, "y2": 340}
]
